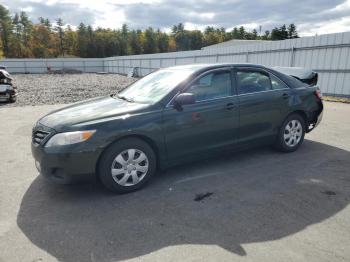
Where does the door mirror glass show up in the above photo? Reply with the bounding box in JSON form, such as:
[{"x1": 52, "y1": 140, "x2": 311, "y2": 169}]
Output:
[{"x1": 174, "y1": 93, "x2": 195, "y2": 107}]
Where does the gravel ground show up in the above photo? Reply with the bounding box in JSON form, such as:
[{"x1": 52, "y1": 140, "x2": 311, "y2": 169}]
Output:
[{"x1": 0, "y1": 73, "x2": 135, "y2": 107}]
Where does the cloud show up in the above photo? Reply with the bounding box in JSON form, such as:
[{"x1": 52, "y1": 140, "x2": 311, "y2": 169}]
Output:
[
  {"x1": 118, "y1": 0, "x2": 348, "y2": 34},
  {"x1": 1, "y1": 0, "x2": 350, "y2": 35},
  {"x1": 2, "y1": 0, "x2": 98, "y2": 25}
]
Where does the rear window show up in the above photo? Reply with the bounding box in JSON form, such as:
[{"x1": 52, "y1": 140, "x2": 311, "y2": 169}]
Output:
[
  {"x1": 237, "y1": 71, "x2": 271, "y2": 94},
  {"x1": 286, "y1": 75, "x2": 309, "y2": 88}
]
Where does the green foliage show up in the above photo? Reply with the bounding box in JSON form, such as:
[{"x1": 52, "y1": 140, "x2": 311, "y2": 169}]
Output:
[{"x1": 0, "y1": 4, "x2": 299, "y2": 58}]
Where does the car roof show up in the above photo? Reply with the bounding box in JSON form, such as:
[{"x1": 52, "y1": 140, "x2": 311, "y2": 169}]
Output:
[{"x1": 166, "y1": 63, "x2": 267, "y2": 71}]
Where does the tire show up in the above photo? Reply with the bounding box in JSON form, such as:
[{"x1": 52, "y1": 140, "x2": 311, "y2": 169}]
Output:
[
  {"x1": 98, "y1": 138, "x2": 157, "y2": 193},
  {"x1": 275, "y1": 113, "x2": 306, "y2": 152},
  {"x1": 9, "y1": 96, "x2": 16, "y2": 103}
]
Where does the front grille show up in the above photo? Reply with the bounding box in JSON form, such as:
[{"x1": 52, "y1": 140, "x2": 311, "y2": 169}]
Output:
[{"x1": 32, "y1": 130, "x2": 50, "y2": 146}]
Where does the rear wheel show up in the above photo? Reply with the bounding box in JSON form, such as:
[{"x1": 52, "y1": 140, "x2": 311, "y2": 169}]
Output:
[
  {"x1": 98, "y1": 138, "x2": 156, "y2": 193},
  {"x1": 275, "y1": 114, "x2": 306, "y2": 152}
]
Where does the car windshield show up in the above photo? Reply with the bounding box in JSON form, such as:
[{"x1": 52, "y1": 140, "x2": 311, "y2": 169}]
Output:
[{"x1": 117, "y1": 69, "x2": 194, "y2": 104}]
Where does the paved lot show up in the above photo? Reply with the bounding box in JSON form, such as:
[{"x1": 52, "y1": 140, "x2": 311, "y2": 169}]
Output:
[{"x1": 0, "y1": 102, "x2": 350, "y2": 262}]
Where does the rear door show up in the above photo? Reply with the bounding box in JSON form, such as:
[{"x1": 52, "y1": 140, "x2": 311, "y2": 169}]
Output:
[
  {"x1": 235, "y1": 67, "x2": 292, "y2": 143},
  {"x1": 162, "y1": 68, "x2": 239, "y2": 161}
]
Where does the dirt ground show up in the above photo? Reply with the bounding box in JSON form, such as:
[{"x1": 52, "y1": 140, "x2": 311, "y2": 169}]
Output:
[{"x1": 0, "y1": 101, "x2": 349, "y2": 262}]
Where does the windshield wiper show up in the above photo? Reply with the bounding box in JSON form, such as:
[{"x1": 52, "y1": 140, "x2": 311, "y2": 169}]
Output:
[{"x1": 115, "y1": 94, "x2": 134, "y2": 103}]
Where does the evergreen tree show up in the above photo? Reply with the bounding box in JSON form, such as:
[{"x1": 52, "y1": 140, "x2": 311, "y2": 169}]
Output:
[
  {"x1": 55, "y1": 18, "x2": 65, "y2": 56},
  {"x1": 77, "y1": 23, "x2": 88, "y2": 57},
  {"x1": 0, "y1": 5, "x2": 13, "y2": 56},
  {"x1": 143, "y1": 27, "x2": 158, "y2": 54},
  {"x1": 288, "y1": 23, "x2": 298, "y2": 38}
]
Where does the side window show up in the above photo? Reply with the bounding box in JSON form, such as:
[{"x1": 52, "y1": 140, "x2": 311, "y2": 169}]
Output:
[
  {"x1": 237, "y1": 70, "x2": 272, "y2": 95},
  {"x1": 270, "y1": 74, "x2": 289, "y2": 90},
  {"x1": 188, "y1": 71, "x2": 232, "y2": 102}
]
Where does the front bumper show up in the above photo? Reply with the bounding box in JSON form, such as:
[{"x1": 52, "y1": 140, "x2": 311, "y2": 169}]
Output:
[
  {"x1": 31, "y1": 143, "x2": 101, "y2": 184},
  {"x1": 0, "y1": 85, "x2": 17, "y2": 102}
]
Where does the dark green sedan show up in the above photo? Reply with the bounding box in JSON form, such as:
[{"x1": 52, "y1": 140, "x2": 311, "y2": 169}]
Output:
[{"x1": 31, "y1": 63, "x2": 323, "y2": 193}]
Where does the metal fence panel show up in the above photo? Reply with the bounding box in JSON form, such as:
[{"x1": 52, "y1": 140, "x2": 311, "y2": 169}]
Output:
[
  {"x1": 1, "y1": 32, "x2": 350, "y2": 96},
  {"x1": 0, "y1": 58, "x2": 103, "y2": 73}
]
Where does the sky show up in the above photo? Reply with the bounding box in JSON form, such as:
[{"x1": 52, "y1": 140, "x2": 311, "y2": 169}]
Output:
[{"x1": 2, "y1": 0, "x2": 350, "y2": 36}]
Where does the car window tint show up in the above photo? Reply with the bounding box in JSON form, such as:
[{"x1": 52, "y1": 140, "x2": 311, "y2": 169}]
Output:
[
  {"x1": 188, "y1": 71, "x2": 231, "y2": 102},
  {"x1": 237, "y1": 71, "x2": 272, "y2": 94},
  {"x1": 270, "y1": 74, "x2": 289, "y2": 90}
]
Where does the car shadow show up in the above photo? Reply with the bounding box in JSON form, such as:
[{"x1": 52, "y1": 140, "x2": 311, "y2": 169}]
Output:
[{"x1": 17, "y1": 140, "x2": 350, "y2": 261}]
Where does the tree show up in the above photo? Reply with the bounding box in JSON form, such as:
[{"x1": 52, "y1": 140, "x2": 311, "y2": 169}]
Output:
[
  {"x1": 188, "y1": 30, "x2": 203, "y2": 50},
  {"x1": 261, "y1": 30, "x2": 270, "y2": 40},
  {"x1": 129, "y1": 29, "x2": 143, "y2": 54},
  {"x1": 288, "y1": 23, "x2": 298, "y2": 38},
  {"x1": 64, "y1": 25, "x2": 77, "y2": 56},
  {"x1": 11, "y1": 13, "x2": 23, "y2": 57},
  {"x1": 0, "y1": 4, "x2": 13, "y2": 56},
  {"x1": 143, "y1": 27, "x2": 158, "y2": 54},
  {"x1": 238, "y1": 26, "x2": 246, "y2": 39},
  {"x1": 77, "y1": 23, "x2": 88, "y2": 57},
  {"x1": 119, "y1": 24, "x2": 129, "y2": 55},
  {"x1": 231, "y1": 27, "x2": 240, "y2": 39},
  {"x1": 172, "y1": 23, "x2": 189, "y2": 51},
  {"x1": 0, "y1": 4, "x2": 301, "y2": 58},
  {"x1": 55, "y1": 18, "x2": 65, "y2": 56},
  {"x1": 20, "y1": 11, "x2": 32, "y2": 47},
  {"x1": 156, "y1": 29, "x2": 169, "y2": 53}
]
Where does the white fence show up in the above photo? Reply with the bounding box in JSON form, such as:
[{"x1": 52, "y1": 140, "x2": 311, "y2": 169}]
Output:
[
  {"x1": 1, "y1": 31, "x2": 350, "y2": 97},
  {"x1": 104, "y1": 31, "x2": 350, "y2": 97},
  {"x1": 0, "y1": 58, "x2": 104, "y2": 73}
]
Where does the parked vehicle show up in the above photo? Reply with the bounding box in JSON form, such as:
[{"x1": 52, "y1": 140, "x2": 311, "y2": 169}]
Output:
[
  {"x1": 0, "y1": 68, "x2": 17, "y2": 103},
  {"x1": 31, "y1": 63, "x2": 323, "y2": 193}
]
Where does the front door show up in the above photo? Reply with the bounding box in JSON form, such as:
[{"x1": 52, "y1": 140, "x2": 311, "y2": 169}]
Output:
[{"x1": 162, "y1": 68, "x2": 239, "y2": 161}]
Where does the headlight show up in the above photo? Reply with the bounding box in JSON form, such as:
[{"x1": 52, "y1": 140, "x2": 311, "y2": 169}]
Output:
[{"x1": 45, "y1": 130, "x2": 96, "y2": 147}]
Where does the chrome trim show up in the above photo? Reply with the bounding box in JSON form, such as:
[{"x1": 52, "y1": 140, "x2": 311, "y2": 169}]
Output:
[{"x1": 237, "y1": 88, "x2": 290, "y2": 97}]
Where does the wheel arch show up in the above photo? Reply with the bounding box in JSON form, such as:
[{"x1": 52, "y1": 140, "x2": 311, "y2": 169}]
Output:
[
  {"x1": 95, "y1": 134, "x2": 160, "y2": 179},
  {"x1": 287, "y1": 110, "x2": 308, "y2": 126}
]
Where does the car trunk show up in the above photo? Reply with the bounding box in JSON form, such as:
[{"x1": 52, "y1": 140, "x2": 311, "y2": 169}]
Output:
[{"x1": 273, "y1": 67, "x2": 318, "y2": 86}]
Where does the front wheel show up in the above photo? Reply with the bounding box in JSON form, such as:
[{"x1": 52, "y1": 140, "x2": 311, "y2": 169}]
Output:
[
  {"x1": 275, "y1": 114, "x2": 306, "y2": 152},
  {"x1": 98, "y1": 138, "x2": 157, "y2": 193}
]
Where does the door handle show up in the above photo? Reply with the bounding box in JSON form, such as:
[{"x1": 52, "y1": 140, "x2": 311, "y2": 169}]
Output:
[
  {"x1": 226, "y1": 103, "x2": 236, "y2": 110},
  {"x1": 282, "y1": 93, "x2": 290, "y2": 99},
  {"x1": 192, "y1": 112, "x2": 201, "y2": 121}
]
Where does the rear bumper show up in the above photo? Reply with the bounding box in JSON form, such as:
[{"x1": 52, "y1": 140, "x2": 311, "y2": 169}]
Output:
[
  {"x1": 31, "y1": 143, "x2": 101, "y2": 184},
  {"x1": 307, "y1": 100, "x2": 323, "y2": 132}
]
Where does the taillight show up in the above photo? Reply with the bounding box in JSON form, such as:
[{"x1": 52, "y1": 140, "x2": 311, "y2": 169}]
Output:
[{"x1": 315, "y1": 88, "x2": 322, "y2": 99}]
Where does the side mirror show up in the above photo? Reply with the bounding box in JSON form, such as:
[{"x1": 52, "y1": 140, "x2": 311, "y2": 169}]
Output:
[{"x1": 174, "y1": 93, "x2": 195, "y2": 110}]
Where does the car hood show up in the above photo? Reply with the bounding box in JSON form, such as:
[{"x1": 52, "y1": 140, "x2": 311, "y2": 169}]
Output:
[{"x1": 39, "y1": 96, "x2": 149, "y2": 130}]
